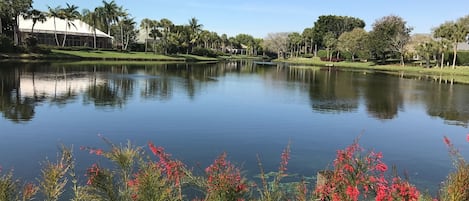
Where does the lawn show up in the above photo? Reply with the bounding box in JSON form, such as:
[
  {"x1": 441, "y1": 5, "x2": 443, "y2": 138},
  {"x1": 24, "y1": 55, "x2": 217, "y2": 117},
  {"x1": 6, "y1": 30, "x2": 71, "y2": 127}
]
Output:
[
  {"x1": 279, "y1": 57, "x2": 469, "y2": 83},
  {"x1": 50, "y1": 50, "x2": 187, "y2": 61}
]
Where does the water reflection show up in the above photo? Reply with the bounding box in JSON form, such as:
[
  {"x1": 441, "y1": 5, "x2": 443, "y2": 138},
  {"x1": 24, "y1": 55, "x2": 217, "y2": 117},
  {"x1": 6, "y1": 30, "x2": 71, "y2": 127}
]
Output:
[{"x1": 0, "y1": 61, "x2": 469, "y2": 126}]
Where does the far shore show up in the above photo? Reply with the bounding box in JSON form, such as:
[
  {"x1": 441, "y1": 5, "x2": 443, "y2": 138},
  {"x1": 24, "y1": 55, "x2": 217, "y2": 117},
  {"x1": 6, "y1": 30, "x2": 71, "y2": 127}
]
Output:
[
  {"x1": 4, "y1": 51, "x2": 469, "y2": 84},
  {"x1": 277, "y1": 57, "x2": 469, "y2": 84}
]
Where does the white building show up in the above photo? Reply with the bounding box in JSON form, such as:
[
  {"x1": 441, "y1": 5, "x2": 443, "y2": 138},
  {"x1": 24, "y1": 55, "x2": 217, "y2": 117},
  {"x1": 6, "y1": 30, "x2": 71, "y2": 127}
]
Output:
[{"x1": 19, "y1": 17, "x2": 112, "y2": 48}]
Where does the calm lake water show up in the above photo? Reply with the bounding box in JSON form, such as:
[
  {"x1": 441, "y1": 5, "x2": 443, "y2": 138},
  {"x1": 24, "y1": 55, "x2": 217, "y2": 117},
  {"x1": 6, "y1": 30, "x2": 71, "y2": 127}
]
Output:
[{"x1": 1, "y1": 60, "x2": 469, "y2": 194}]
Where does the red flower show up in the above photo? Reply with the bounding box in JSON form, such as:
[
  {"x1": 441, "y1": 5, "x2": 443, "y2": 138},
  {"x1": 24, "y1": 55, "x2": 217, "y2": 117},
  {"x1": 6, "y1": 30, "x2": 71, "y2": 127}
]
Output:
[
  {"x1": 346, "y1": 185, "x2": 359, "y2": 201},
  {"x1": 95, "y1": 149, "x2": 103, "y2": 155},
  {"x1": 148, "y1": 142, "x2": 159, "y2": 156},
  {"x1": 466, "y1": 134, "x2": 469, "y2": 142},
  {"x1": 443, "y1": 136, "x2": 451, "y2": 146},
  {"x1": 86, "y1": 164, "x2": 100, "y2": 185},
  {"x1": 376, "y1": 163, "x2": 388, "y2": 172}
]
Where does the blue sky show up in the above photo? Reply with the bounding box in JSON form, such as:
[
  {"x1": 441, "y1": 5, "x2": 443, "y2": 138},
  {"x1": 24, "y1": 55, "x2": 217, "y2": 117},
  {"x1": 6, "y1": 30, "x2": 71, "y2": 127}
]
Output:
[{"x1": 32, "y1": 0, "x2": 469, "y2": 38}]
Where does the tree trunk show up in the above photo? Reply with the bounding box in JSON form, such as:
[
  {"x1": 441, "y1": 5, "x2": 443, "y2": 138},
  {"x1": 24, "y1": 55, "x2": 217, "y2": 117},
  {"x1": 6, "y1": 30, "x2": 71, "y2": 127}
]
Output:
[
  {"x1": 144, "y1": 27, "x2": 148, "y2": 52},
  {"x1": 310, "y1": 39, "x2": 314, "y2": 54},
  {"x1": 120, "y1": 25, "x2": 124, "y2": 50},
  {"x1": 53, "y1": 17, "x2": 60, "y2": 46},
  {"x1": 400, "y1": 54, "x2": 405, "y2": 66},
  {"x1": 93, "y1": 27, "x2": 97, "y2": 49},
  {"x1": 440, "y1": 52, "x2": 444, "y2": 69},
  {"x1": 425, "y1": 53, "x2": 430, "y2": 68},
  {"x1": 62, "y1": 20, "x2": 68, "y2": 47},
  {"x1": 452, "y1": 43, "x2": 458, "y2": 69},
  {"x1": 13, "y1": 16, "x2": 20, "y2": 46},
  {"x1": 0, "y1": 17, "x2": 3, "y2": 34},
  {"x1": 314, "y1": 44, "x2": 318, "y2": 57}
]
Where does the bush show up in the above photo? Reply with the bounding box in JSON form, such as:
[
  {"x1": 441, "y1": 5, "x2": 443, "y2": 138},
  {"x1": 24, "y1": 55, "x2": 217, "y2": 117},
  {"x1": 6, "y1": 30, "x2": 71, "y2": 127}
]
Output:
[
  {"x1": 301, "y1": 54, "x2": 314, "y2": 58},
  {"x1": 440, "y1": 136, "x2": 469, "y2": 201},
  {"x1": 320, "y1": 57, "x2": 344, "y2": 62},
  {"x1": 191, "y1": 47, "x2": 217, "y2": 58},
  {"x1": 317, "y1": 50, "x2": 328, "y2": 58},
  {"x1": 456, "y1": 51, "x2": 469, "y2": 66},
  {"x1": 0, "y1": 35, "x2": 20, "y2": 53}
]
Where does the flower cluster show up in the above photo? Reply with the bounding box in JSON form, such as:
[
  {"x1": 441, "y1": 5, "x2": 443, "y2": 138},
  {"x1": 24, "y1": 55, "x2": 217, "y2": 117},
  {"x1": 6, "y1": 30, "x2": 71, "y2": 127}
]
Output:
[
  {"x1": 86, "y1": 163, "x2": 100, "y2": 185},
  {"x1": 148, "y1": 142, "x2": 186, "y2": 188},
  {"x1": 314, "y1": 139, "x2": 419, "y2": 201},
  {"x1": 205, "y1": 152, "x2": 248, "y2": 201},
  {"x1": 440, "y1": 135, "x2": 469, "y2": 201}
]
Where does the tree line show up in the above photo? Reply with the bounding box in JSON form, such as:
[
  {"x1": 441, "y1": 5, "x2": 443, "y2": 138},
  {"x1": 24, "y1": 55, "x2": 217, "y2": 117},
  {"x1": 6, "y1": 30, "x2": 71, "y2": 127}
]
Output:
[
  {"x1": 1, "y1": 0, "x2": 469, "y2": 66},
  {"x1": 265, "y1": 14, "x2": 469, "y2": 68}
]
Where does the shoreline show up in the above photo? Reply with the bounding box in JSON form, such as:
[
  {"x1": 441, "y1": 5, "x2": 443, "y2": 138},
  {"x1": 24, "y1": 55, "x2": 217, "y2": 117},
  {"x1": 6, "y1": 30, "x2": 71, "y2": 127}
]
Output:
[
  {"x1": 0, "y1": 49, "x2": 220, "y2": 63},
  {"x1": 276, "y1": 57, "x2": 469, "y2": 84}
]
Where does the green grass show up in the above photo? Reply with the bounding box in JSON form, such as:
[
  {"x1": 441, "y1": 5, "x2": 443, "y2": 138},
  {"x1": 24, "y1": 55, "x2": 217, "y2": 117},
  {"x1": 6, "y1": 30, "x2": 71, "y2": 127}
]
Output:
[
  {"x1": 51, "y1": 50, "x2": 185, "y2": 61},
  {"x1": 219, "y1": 55, "x2": 264, "y2": 60},
  {"x1": 174, "y1": 54, "x2": 219, "y2": 61},
  {"x1": 1, "y1": 49, "x2": 222, "y2": 62},
  {"x1": 278, "y1": 57, "x2": 469, "y2": 84}
]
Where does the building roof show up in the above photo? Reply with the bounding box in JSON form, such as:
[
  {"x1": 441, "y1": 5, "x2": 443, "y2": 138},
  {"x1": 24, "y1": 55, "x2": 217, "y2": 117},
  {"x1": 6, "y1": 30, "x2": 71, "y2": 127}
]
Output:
[{"x1": 19, "y1": 17, "x2": 112, "y2": 38}]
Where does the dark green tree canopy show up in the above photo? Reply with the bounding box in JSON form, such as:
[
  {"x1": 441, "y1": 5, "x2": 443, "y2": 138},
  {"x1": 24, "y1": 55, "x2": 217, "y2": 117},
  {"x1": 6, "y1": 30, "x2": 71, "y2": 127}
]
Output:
[
  {"x1": 368, "y1": 15, "x2": 412, "y2": 63},
  {"x1": 311, "y1": 15, "x2": 365, "y2": 48}
]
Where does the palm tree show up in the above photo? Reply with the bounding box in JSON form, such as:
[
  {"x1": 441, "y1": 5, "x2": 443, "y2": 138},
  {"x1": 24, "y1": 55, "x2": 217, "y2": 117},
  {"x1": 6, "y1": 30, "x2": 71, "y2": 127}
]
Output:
[
  {"x1": 159, "y1": 18, "x2": 173, "y2": 54},
  {"x1": 23, "y1": 9, "x2": 46, "y2": 35},
  {"x1": 82, "y1": 8, "x2": 102, "y2": 49},
  {"x1": 102, "y1": 0, "x2": 121, "y2": 36},
  {"x1": 148, "y1": 20, "x2": 160, "y2": 54},
  {"x1": 47, "y1": 6, "x2": 62, "y2": 46},
  {"x1": 188, "y1": 17, "x2": 203, "y2": 54},
  {"x1": 140, "y1": 18, "x2": 153, "y2": 52},
  {"x1": 434, "y1": 21, "x2": 469, "y2": 69},
  {"x1": 61, "y1": 3, "x2": 80, "y2": 47},
  {"x1": 119, "y1": 17, "x2": 136, "y2": 50}
]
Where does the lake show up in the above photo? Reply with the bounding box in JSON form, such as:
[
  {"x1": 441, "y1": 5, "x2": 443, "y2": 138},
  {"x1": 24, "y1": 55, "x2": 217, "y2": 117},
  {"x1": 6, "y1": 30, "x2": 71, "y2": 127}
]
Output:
[{"x1": 0, "y1": 60, "x2": 468, "y2": 194}]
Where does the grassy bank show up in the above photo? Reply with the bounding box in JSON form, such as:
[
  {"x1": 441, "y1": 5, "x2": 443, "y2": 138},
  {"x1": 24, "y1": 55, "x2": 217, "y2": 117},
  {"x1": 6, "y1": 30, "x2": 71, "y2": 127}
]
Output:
[
  {"x1": 0, "y1": 50, "x2": 220, "y2": 62},
  {"x1": 277, "y1": 57, "x2": 469, "y2": 84}
]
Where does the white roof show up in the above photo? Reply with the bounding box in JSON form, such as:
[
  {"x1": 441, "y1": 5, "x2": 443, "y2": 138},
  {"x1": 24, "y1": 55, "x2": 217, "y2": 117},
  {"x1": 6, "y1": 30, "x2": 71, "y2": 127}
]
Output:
[{"x1": 19, "y1": 16, "x2": 112, "y2": 38}]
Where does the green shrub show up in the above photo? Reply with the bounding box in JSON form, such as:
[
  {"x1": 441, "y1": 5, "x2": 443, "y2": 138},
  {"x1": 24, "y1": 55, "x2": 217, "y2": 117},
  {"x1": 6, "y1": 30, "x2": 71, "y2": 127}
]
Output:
[
  {"x1": 301, "y1": 54, "x2": 314, "y2": 58},
  {"x1": 317, "y1": 50, "x2": 328, "y2": 58},
  {"x1": 445, "y1": 51, "x2": 469, "y2": 66},
  {"x1": 191, "y1": 47, "x2": 217, "y2": 57},
  {"x1": 440, "y1": 136, "x2": 469, "y2": 201},
  {"x1": 0, "y1": 35, "x2": 18, "y2": 53}
]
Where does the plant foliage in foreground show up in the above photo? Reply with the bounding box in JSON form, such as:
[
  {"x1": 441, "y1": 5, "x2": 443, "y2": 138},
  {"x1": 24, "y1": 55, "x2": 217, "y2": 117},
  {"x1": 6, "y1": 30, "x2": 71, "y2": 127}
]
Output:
[{"x1": 1, "y1": 134, "x2": 469, "y2": 200}]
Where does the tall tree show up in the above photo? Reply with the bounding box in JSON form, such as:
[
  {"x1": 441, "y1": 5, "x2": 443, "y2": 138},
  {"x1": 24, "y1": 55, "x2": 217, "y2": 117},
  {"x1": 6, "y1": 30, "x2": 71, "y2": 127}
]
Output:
[
  {"x1": 148, "y1": 19, "x2": 160, "y2": 54},
  {"x1": 159, "y1": 18, "x2": 173, "y2": 54},
  {"x1": 61, "y1": 3, "x2": 80, "y2": 47},
  {"x1": 312, "y1": 15, "x2": 365, "y2": 48},
  {"x1": 263, "y1": 32, "x2": 289, "y2": 59},
  {"x1": 323, "y1": 32, "x2": 337, "y2": 60},
  {"x1": 434, "y1": 20, "x2": 469, "y2": 69},
  {"x1": 302, "y1": 27, "x2": 314, "y2": 55},
  {"x1": 414, "y1": 36, "x2": 437, "y2": 68},
  {"x1": 23, "y1": 9, "x2": 46, "y2": 35},
  {"x1": 140, "y1": 18, "x2": 153, "y2": 52},
  {"x1": 2, "y1": 0, "x2": 32, "y2": 45},
  {"x1": 118, "y1": 17, "x2": 137, "y2": 50},
  {"x1": 102, "y1": 0, "x2": 121, "y2": 36},
  {"x1": 288, "y1": 32, "x2": 302, "y2": 57},
  {"x1": 220, "y1": 33, "x2": 228, "y2": 52},
  {"x1": 369, "y1": 15, "x2": 413, "y2": 65},
  {"x1": 435, "y1": 39, "x2": 452, "y2": 68},
  {"x1": 337, "y1": 28, "x2": 368, "y2": 61},
  {"x1": 187, "y1": 17, "x2": 203, "y2": 54},
  {"x1": 47, "y1": 6, "x2": 63, "y2": 46},
  {"x1": 82, "y1": 8, "x2": 103, "y2": 49}
]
